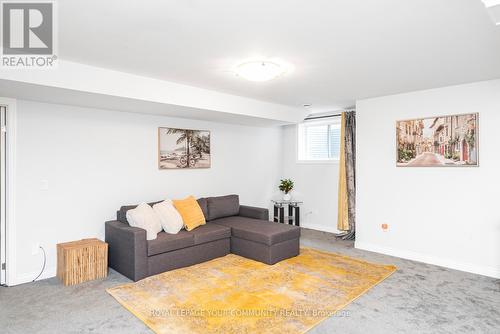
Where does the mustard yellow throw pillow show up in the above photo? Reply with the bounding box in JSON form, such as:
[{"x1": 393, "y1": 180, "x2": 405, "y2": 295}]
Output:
[{"x1": 172, "y1": 196, "x2": 206, "y2": 231}]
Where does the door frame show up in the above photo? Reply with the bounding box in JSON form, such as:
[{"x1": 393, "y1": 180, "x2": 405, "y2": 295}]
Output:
[{"x1": 0, "y1": 98, "x2": 17, "y2": 286}]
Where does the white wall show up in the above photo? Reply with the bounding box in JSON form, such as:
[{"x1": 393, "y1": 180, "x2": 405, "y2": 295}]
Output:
[
  {"x1": 356, "y1": 79, "x2": 500, "y2": 278},
  {"x1": 281, "y1": 125, "x2": 340, "y2": 233},
  {"x1": 12, "y1": 100, "x2": 282, "y2": 284}
]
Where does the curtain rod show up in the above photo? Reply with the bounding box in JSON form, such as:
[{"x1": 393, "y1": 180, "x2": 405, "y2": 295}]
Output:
[
  {"x1": 304, "y1": 109, "x2": 355, "y2": 121},
  {"x1": 304, "y1": 114, "x2": 340, "y2": 121}
]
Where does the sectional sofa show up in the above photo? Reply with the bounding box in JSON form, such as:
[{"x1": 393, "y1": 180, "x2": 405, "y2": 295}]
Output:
[{"x1": 105, "y1": 195, "x2": 301, "y2": 281}]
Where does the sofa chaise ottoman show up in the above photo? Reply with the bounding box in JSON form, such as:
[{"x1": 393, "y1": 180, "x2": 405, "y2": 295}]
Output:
[
  {"x1": 213, "y1": 216, "x2": 300, "y2": 265},
  {"x1": 105, "y1": 195, "x2": 300, "y2": 281}
]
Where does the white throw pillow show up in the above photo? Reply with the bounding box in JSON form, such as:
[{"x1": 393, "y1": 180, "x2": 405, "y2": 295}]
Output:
[
  {"x1": 153, "y1": 200, "x2": 184, "y2": 234},
  {"x1": 126, "y1": 203, "x2": 162, "y2": 240}
]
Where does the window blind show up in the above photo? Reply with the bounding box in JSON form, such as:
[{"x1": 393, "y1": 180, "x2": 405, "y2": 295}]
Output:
[{"x1": 298, "y1": 116, "x2": 341, "y2": 161}]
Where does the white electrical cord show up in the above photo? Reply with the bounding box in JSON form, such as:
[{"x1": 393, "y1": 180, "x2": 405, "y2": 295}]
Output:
[{"x1": 32, "y1": 246, "x2": 46, "y2": 282}]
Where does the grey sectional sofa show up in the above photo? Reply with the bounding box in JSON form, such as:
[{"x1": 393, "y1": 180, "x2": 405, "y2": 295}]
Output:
[{"x1": 105, "y1": 195, "x2": 300, "y2": 281}]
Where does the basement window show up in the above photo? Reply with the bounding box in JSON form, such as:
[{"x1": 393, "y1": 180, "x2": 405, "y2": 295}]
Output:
[{"x1": 297, "y1": 115, "x2": 341, "y2": 162}]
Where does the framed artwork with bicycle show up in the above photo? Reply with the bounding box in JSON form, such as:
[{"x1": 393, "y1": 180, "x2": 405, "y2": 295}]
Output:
[{"x1": 158, "y1": 127, "x2": 211, "y2": 169}]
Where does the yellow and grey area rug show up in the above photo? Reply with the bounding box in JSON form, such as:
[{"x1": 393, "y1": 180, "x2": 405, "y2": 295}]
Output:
[{"x1": 107, "y1": 247, "x2": 396, "y2": 334}]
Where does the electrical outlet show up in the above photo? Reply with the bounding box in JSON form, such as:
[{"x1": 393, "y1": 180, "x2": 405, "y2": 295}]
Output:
[{"x1": 32, "y1": 242, "x2": 40, "y2": 255}]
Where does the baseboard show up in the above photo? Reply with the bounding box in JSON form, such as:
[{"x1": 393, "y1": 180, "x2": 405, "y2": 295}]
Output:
[
  {"x1": 12, "y1": 266, "x2": 56, "y2": 286},
  {"x1": 13, "y1": 242, "x2": 498, "y2": 283},
  {"x1": 300, "y1": 223, "x2": 340, "y2": 234},
  {"x1": 355, "y1": 241, "x2": 500, "y2": 279}
]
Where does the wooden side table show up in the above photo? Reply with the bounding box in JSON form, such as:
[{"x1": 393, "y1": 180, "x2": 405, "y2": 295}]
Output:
[
  {"x1": 272, "y1": 200, "x2": 302, "y2": 226},
  {"x1": 57, "y1": 238, "x2": 108, "y2": 286}
]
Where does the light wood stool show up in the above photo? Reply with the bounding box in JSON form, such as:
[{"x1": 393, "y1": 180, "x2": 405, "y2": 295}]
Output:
[{"x1": 57, "y1": 238, "x2": 108, "y2": 286}]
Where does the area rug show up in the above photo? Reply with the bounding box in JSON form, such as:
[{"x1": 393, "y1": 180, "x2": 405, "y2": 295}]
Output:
[{"x1": 107, "y1": 247, "x2": 396, "y2": 334}]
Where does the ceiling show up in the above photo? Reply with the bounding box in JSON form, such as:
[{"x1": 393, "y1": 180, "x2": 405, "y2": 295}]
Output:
[{"x1": 55, "y1": 0, "x2": 500, "y2": 113}]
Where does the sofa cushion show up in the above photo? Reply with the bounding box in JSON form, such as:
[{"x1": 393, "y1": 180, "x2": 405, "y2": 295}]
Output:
[
  {"x1": 173, "y1": 196, "x2": 206, "y2": 231},
  {"x1": 190, "y1": 224, "x2": 231, "y2": 245},
  {"x1": 152, "y1": 200, "x2": 184, "y2": 234},
  {"x1": 117, "y1": 201, "x2": 162, "y2": 224},
  {"x1": 126, "y1": 203, "x2": 163, "y2": 240},
  {"x1": 212, "y1": 216, "x2": 300, "y2": 246},
  {"x1": 207, "y1": 194, "x2": 239, "y2": 221},
  {"x1": 147, "y1": 230, "x2": 194, "y2": 256},
  {"x1": 197, "y1": 198, "x2": 208, "y2": 219}
]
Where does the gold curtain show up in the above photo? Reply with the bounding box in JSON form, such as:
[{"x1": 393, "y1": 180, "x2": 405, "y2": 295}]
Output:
[{"x1": 337, "y1": 112, "x2": 349, "y2": 231}]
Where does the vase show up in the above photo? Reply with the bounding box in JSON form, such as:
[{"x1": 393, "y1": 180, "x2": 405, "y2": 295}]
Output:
[{"x1": 283, "y1": 193, "x2": 291, "y2": 201}]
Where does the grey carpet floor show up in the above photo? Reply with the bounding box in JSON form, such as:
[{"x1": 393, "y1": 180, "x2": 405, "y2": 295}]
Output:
[{"x1": 1, "y1": 228, "x2": 499, "y2": 333}]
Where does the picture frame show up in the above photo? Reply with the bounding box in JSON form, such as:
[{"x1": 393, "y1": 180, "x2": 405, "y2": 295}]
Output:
[
  {"x1": 158, "y1": 127, "x2": 211, "y2": 169},
  {"x1": 396, "y1": 113, "x2": 479, "y2": 167}
]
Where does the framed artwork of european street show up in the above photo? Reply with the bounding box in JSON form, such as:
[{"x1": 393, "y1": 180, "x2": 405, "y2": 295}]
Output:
[
  {"x1": 396, "y1": 113, "x2": 478, "y2": 167},
  {"x1": 158, "y1": 127, "x2": 211, "y2": 169}
]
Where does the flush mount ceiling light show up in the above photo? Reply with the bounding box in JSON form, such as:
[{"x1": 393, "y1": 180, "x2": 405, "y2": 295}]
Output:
[
  {"x1": 481, "y1": 0, "x2": 500, "y2": 25},
  {"x1": 235, "y1": 60, "x2": 291, "y2": 82}
]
